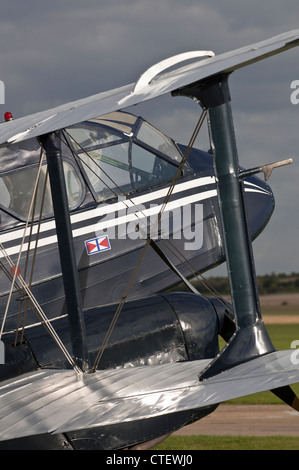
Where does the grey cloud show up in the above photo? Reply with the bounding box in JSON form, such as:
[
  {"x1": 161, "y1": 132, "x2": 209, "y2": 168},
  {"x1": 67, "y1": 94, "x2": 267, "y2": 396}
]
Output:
[{"x1": 0, "y1": 0, "x2": 298, "y2": 274}]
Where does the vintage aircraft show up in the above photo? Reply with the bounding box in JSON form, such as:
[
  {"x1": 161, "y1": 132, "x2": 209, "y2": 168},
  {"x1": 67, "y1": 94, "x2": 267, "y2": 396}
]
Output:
[{"x1": 0, "y1": 31, "x2": 298, "y2": 450}]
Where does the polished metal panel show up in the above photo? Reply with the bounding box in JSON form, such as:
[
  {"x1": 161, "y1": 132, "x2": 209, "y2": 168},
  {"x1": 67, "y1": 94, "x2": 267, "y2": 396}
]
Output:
[{"x1": 0, "y1": 350, "x2": 298, "y2": 441}]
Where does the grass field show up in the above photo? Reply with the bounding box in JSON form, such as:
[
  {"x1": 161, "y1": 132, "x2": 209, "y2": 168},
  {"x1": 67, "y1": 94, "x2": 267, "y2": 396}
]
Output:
[
  {"x1": 154, "y1": 297, "x2": 299, "y2": 450},
  {"x1": 222, "y1": 322, "x2": 299, "y2": 404},
  {"x1": 154, "y1": 435, "x2": 299, "y2": 450}
]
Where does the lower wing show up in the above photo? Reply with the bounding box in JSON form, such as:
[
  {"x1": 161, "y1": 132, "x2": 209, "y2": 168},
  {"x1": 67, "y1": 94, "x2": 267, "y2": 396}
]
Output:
[{"x1": 0, "y1": 349, "x2": 298, "y2": 441}]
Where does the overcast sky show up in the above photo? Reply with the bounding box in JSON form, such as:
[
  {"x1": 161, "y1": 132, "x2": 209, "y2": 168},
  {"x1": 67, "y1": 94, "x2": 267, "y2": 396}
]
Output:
[{"x1": 0, "y1": 0, "x2": 299, "y2": 276}]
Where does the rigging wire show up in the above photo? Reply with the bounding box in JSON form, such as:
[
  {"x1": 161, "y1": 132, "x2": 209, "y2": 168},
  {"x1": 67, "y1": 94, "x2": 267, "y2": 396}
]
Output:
[
  {"x1": 14, "y1": 158, "x2": 50, "y2": 346},
  {"x1": 158, "y1": 237, "x2": 233, "y2": 314},
  {"x1": 3, "y1": 111, "x2": 224, "y2": 373},
  {"x1": 0, "y1": 148, "x2": 81, "y2": 374},
  {"x1": 0, "y1": 110, "x2": 228, "y2": 376},
  {"x1": 18, "y1": 170, "x2": 50, "y2": 346},
  {"x1": 0, "y1": 244, "x2": 81, "y2": 374},
  {"x1": 0, "y1": 149, "x2": 45, "y2": 340},
  {"x1": 61, "y1": 129, "x2": 127, "y2": 202},
  {"x1": 90, "y1": 110, "x2": 207, "y2": 372}
]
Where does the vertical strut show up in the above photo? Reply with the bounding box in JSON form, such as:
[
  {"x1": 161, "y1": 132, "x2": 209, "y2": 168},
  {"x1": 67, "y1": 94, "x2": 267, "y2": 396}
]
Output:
[
  {"x1": 173, "y1": 75, "x2": 275, "y2": 379},
  {"x1": 206, "y1": 80, "x2": 261, "y2": 328},
  {"x1": 40, "y1": 132, "x2": 90, "y2": 372}
]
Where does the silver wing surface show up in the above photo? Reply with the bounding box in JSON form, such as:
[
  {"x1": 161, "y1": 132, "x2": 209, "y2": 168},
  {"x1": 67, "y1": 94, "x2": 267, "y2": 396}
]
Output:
[
  {"x1": 0, "y1": 350, "x2": 298, "y2": 441},
  {"x1": 0, "y1": 30, "x2": 299, "y2": 146}
]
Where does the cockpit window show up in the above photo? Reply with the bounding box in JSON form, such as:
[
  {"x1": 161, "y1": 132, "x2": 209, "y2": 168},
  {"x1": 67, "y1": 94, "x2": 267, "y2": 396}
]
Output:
[
  {"x1": 0, "y1": 161, "x2": 83, "y2": 220},
  {"x1": 66, "y1": 113, "x2": 182, "y2": 203},
  {"x1": 131, "y1": 144, "x2": 177, "y2": 190},
  {"x1": 79, "y1": 143, "x2": 131, "y2": 201},
  {"x1": 78, "y1": 142, "x2": 178, "y2": 201},
  {"x1": 90, "y1": 112, "x2": 138, "y2": 134},
  {"x1": 66, "y1": 126, "x2": 122, "y2": 152},
  {"x1": 136, "y1": 122, "x2": 182, "y2": 163}
]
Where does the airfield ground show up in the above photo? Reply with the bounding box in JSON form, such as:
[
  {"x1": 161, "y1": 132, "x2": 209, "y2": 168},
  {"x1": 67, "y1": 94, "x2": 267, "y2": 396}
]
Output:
[{"x1": 174, "y1": 404, "x2": 299, "y2": 437}]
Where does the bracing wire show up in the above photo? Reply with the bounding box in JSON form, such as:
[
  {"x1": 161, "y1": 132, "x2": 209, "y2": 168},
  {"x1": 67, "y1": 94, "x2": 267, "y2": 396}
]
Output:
[
  {"x1": 90, "y1": 111, "x2": 207, "y2": 372},
  {"x1": 0, "y1": 148, "x2": 82, "y2": 374}
]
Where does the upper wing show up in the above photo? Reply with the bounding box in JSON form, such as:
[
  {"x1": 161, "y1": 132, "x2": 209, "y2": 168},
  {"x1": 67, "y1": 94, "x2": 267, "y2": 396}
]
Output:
[
  {"x1": 1, "y1": 30, "x2": 299, "y2": 146},
  {"x1": 0, "y1": 350, "x2": 298, "y2": 441}
]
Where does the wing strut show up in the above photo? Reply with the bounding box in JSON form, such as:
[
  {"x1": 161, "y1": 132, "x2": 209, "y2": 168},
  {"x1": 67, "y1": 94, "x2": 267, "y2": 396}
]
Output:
[
  {"x1": 40, "y1": 132, "x2": 90, "y2": 372},
  {"x1": 173, "y1": 74, "x2": 276, "y2": 379},
  {"x1": 174, "y1": 75, "x2": 299, "y2": 410}
]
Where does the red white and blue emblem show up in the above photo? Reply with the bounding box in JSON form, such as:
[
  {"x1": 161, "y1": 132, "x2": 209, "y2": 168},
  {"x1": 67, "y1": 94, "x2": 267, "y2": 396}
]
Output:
[{"x1": 85, "y1": 235, "x2": 111, "y2": 255}]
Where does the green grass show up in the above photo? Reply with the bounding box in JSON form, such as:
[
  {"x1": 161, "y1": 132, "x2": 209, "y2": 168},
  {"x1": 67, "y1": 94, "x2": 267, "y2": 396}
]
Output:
[
  {"x1": 266, "y1": 323, "x2": 299, "y2": 349},
  {"x1": 154, "y1": 435, "x2": 299, "y2": 450},
  {"x1": 218, "y1": 323, "x2": 299, "y2": 350},
  {"x1": 221, "y1": 323, "x2": 299, "y2": 404}
]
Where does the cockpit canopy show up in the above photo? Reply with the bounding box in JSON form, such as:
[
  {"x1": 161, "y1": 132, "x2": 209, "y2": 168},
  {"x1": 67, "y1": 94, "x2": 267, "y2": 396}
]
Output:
[{"x1": 0, "y1": 112, "x2": 184, "y2": 223}]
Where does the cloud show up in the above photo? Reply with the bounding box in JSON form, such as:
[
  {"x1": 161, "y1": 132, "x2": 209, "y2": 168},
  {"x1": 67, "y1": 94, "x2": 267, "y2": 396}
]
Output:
[{"x1": 0, "y1": 0, "x2": 298, "y2": 274}]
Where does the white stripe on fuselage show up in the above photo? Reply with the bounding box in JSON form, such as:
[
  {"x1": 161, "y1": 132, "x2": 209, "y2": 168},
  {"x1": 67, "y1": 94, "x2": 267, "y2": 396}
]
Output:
[
  {"x1": 0, "y1": 176, "x2": 269, "y2": 257},
  {"x1": 0, "y1": 176, "x2": 215, "y2": 245}
]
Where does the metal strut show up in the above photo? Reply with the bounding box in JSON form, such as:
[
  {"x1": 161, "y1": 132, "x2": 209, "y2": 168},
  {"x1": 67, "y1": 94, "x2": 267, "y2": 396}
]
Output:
[
  {"x1": 174, "y1": 77, "x2": 299, "y2": 410},
  {"x1": 173, "y1": 74, "x2": 275, "y2": 379},
  {"x1": 40, "y1": 132, "x2": 90, "y2": 372}
]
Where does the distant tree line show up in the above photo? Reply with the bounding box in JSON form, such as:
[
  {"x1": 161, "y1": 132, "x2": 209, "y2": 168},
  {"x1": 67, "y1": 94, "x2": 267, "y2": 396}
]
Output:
[{"x1": 193, "y1": 272, "x2": 299, "y2": 296}]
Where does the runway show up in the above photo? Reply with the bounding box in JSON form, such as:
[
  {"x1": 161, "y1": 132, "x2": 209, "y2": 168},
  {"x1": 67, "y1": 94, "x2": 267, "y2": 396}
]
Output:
[{"x1": 175, "y1": 405, "x2": 299, "y2": 437}]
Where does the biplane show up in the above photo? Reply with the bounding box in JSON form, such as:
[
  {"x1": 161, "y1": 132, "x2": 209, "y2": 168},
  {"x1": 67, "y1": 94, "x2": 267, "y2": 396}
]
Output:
[{"x1": 0, "y1": 31, "x2": 298, "y2": 450}]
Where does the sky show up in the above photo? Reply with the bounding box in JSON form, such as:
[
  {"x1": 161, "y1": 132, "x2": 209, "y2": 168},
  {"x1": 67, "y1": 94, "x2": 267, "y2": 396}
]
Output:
[{"x1": 0, "y1": 0, "x2": 298, "y2": 276}]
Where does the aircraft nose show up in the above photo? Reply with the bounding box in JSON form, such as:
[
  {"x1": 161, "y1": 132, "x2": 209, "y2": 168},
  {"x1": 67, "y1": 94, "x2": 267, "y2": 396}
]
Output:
[{"x1": 243, "y1": 175, "x2": 275, "y2": 240}]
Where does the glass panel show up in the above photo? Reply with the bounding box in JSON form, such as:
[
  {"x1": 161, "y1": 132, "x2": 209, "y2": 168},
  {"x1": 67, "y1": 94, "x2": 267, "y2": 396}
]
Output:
[
  {"x1": 131, "y1": 144, "x2": 177, "y2": 190},
  {"x1": 63, "y1": 162, "x2": 84, "y2": 209},
  {"x1": 79, "y1": 143, "x2": 132, "y2": 201},
  {"x1": 137, "y1": 122, "x2": 182, "y2": 163},
  {"x1": 0, "y1": 178, "x2": 10, "y2": 208},
  {"x1": 67, "y1": 126, "x2": 122, "y2": 152},
  {"x1": 0, "y1": 162, "x2": 83, "y2": 219},
  {"x1": 92, "y1": 111, "x2": 138, "y2": 134}
]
